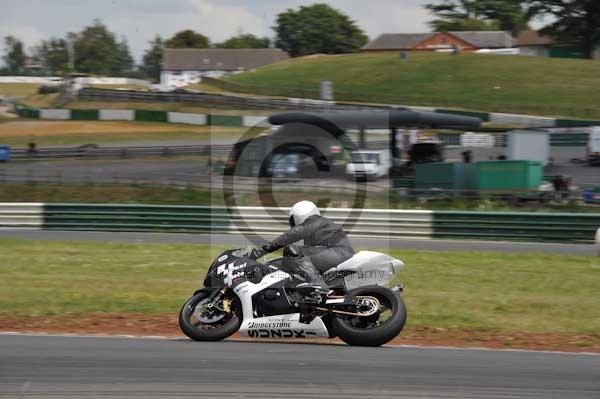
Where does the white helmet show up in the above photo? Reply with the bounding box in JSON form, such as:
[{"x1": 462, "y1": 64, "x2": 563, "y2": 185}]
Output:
[{"x1": 289, "y1": 200, "x2": 320, "y2": 226}]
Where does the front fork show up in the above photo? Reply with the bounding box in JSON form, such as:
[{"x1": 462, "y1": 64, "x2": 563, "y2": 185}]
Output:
[{"x1": 193, "y1": 287, "x2": 233, "y2": 314}]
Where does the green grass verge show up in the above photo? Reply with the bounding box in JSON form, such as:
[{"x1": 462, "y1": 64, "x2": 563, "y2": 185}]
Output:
[
  {"x1": 0, "y1": 184, "x2": 213, "y2": 205},
  {"x1": 225, "y1": 52, "x2": 600, "y2": 120},
  {"x1": 1, "y1": 238, "x2": 598, "y2": 333},
  {"x1": 1, "y1": 183, "x2": 598, "y2": 213},
  {"x1": 0, "y1": 129, "x2": 240, "y2": 147},
  {"x1": 18, "y1": 93, "x2": 61, "y2": 108}
]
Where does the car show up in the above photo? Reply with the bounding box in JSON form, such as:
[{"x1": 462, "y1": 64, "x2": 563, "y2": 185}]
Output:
[{"x1": 266, "y1": 153, "x2": 300, "y2": 178}]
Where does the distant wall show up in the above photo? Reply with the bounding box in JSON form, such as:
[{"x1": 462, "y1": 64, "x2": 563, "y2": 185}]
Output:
[
  {"x1": 0, "y1": 76, "x2": 62, "y2": 84},
  {"x1": 15, "y1": 105, "x2": 269, "y2": 128},
  {"x1": 0, "y1": 76, "x2": 151, "y2": 87}
]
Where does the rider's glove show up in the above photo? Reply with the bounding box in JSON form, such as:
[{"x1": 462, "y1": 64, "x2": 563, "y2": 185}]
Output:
[{"x1": 249, "y1": 245, "x2": 267, "y2": 260}]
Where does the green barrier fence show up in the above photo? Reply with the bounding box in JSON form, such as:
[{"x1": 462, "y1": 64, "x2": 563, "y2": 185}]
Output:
[
  {"x1": 42, "y1": 204, "x2": 232, "y2": 233},
  {"x1": 134, "y1": 110, "x2": 168, "y2": 123},
  {"x1": 432, "y1": 211, "x2": 600, "y2": 242},
  {"x1": 556, "y1": 119, "x2": 600, "y2": 128},
  {"x1": 550, "y1": 133, "x2": 589, "y2": 146},
  {"x1": 435, "y1": 109, "x2": 491, "y2": 122},
  {"x1": 17, "y1": 107, "x2": 40, "y2": 119},
  {"x1": 1, "y1": 203, "x2": 598, "y2": 243},
  {"x1": 207, "y1": 115, "x2": 243, "y2": 127},
  {"x1": 70, "y1": 109, "x2": 99, "y2": 121}
]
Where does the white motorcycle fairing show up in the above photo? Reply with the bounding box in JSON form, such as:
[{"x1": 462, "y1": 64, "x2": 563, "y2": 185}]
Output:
[
  {"x1": 231, "y1": 250, "x2": 403, "y2": 340},
  {"x1": 326, "y1": 251, "x2": 404, "y2": 291},
  {"x1": 233, "y1": 271, "x2": 330, "y2": 339}
]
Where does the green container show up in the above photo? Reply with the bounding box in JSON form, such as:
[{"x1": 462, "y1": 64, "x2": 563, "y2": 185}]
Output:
[
  {"x1": 415, "y1": 162, "x2": 477, "y2": 190},
  {"x1": 71, "y1": 109, "x2": 99, "y2": 121},
  {"x1": 476, "y1": 161, "x2": 543, "y2": 190},
  {"x1": 550, "y1": 133, "x2": 589, "y2": 146}
]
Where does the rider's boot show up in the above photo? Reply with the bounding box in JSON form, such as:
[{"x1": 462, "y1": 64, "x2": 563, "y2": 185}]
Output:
[{"x1": 295, "y1": 259, "x2": 330, "y2": 301}]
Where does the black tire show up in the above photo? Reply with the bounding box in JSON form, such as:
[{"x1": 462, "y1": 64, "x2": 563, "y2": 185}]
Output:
[
  {"x1": 332, "y1": 286, "x2": 406, "y2": 347},
  {"x1": 178, "y1": 291, "x2": 242, "y2": 342}
]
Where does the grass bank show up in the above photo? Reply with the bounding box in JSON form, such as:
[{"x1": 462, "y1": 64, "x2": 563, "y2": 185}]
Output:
[
  {"x1": 0, "y1": 83, "x2": 40, "y2": 98},
  {"x1": 0, "y1": 120, "x2": 244, "y2": 147},
  {"x1": 0, "y1": 238, "x2": 598, "y2": 335},
  {"x1": 225, "y1": 52, "x2": 600, "y2": 120}
]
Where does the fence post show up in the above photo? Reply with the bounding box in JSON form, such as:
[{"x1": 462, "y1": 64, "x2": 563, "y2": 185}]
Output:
[{"x1": 596, "y1": 227, "x2": 600, "y2": 256}]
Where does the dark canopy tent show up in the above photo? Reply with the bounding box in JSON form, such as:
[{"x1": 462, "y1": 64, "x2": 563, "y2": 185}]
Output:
[
  {"x1": 226, "y1": 110, "x2": 483, "y2": 177},
  {"x1": 268, "y1": 110, "x2": 482, "y2": 130},
  {"x1": 268, "y1": 110, "x2": 482, "y2": 163}
]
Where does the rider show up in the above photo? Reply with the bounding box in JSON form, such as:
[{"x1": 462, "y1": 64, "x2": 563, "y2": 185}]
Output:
[{"x1": 250, "y1": 200, "x2": 355, "y2": 294}]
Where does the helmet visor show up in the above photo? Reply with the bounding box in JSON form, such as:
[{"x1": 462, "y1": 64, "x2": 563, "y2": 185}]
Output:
[{"x1": 288, "y1": 215, "x2": 296, "y2": 227}]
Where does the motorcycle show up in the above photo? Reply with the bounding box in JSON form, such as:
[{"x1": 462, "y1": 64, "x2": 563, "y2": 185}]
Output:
[{"x1": 179, "y1": 247, "x2": 407, "y2": 347}]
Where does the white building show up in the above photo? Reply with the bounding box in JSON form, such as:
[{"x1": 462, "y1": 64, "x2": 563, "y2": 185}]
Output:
[{"x1": 160, "y1": 48, "x2": 289, "y2": 89}]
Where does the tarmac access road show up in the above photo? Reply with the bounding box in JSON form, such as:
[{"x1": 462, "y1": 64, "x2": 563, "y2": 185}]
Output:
[{"x1": 0, "y1": 229, "x2": 595, "y2": 255}]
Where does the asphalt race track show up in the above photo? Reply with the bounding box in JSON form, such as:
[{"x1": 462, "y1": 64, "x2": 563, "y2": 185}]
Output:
[
  {"x1": 1, "y1": 334, "x2": 598, "y2": 398},
  {"x1": 0, "y1": 229, "x2": 596, "y2": 255}
]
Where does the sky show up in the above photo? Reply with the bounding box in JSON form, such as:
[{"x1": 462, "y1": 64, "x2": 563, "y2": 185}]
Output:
[{"x1": 0, "y1": 0, "x2": 547, "y2": 63}]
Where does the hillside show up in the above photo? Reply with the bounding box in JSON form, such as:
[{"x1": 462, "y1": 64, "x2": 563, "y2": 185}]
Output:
[{"x1": 225, "y1": 52, "x2": 600, "y2": 120}]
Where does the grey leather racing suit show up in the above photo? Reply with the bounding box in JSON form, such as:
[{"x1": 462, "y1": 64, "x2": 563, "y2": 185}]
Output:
[{"x1": 263, "y1": 214, "x2": 355, "y2": 273}]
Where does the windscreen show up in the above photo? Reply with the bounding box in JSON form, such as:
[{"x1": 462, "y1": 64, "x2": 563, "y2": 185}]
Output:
[{"x1": 350, "y1": 153, "x2": 379, "y2": 164}]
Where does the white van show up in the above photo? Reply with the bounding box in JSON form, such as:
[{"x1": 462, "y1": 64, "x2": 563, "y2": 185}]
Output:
[
  {"x1": 345, "y1": 150, "x2": 390, "y2": 180},
  {"x1": 588, "y1": 127, "x2": 600, "y2": 165}
]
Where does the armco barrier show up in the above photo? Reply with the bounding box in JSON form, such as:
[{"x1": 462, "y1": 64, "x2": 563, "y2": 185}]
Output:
[
  {"x1": 7, "y1": 144, "x2": 228, "y2": 161},
  {"x1": 207, "y1": 114, "x2": 243, "y2": 127},
  {"x1": 0, "y1": 203, "x2": 598, "y2": 243},
  {"x1": 71, "y1": 109, "x2": 99, "y2": 121},
  {"x1": 99, "y1": 109, "x2": 134, "y2": 121},
  {"x1": 436, "y1": 109, "x2": 491, "y2": 122},
  {"x1": 39, "y1": 109, "x2": 70, "y2": 120},
  {"x1": 432, "y1": 211, "x2": 600, "y2": 242},
  {"x1": 43, "y1": 204, "x2": 232, "y2": 233},
  {"x1": 135, "y1": 110, "x2": 168, "y2": 123}
]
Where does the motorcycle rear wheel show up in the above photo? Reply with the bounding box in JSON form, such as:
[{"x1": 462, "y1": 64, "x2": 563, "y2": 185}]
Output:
[
  {"x1": 179, "y1": 290, "x2": 242, "y2": 341},
  {"x1": 332, "y1": 286, "x2": 406, "y2": 347}
]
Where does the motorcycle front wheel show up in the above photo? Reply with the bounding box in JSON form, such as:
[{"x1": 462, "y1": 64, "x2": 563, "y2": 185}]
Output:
[
  {"x1": 179, "y1": 290, "x2": 242, "y2": 341},
  {"x1": 332, "y1": 285, "x2": 406, "y2": 347}
]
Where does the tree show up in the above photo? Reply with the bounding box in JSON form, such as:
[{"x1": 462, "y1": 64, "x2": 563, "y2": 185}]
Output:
[
  {"x1": 431, "y1": 17, "x2": 501, "y2": 32},
  {"x1": 425, "y1": 0, "x2": 530, "y2": 34},
  {"x1": 165, "y1": 30, "x2": 210, "y2": 48},
  {"x1": 476, "y1": 0, "x2": 532, "y2": 34},
  {"x1": 142, "y1": 36, "x2": 164, "y2": 82},
  {"x1": 217, "y1": 34, "x2": 270, "y2": 49},
  {"x1": 527, "y1": 0, "x2": 600, "y2": 59},
  {"x1": 35, "y1": 38, "x2": 69, "y2": 74},
  {"x1": 72, "y1": 20, "x2": 134, "y2": 75},
  {"x1": 116, "y1": 37, "x2": 134, "y2": 74},
  {"x1": 3, "y1": 36, "x2": 25, "y2": 74},
  {"x1": 274, "y1": 4, "x2": 368, "y2": 57}
]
